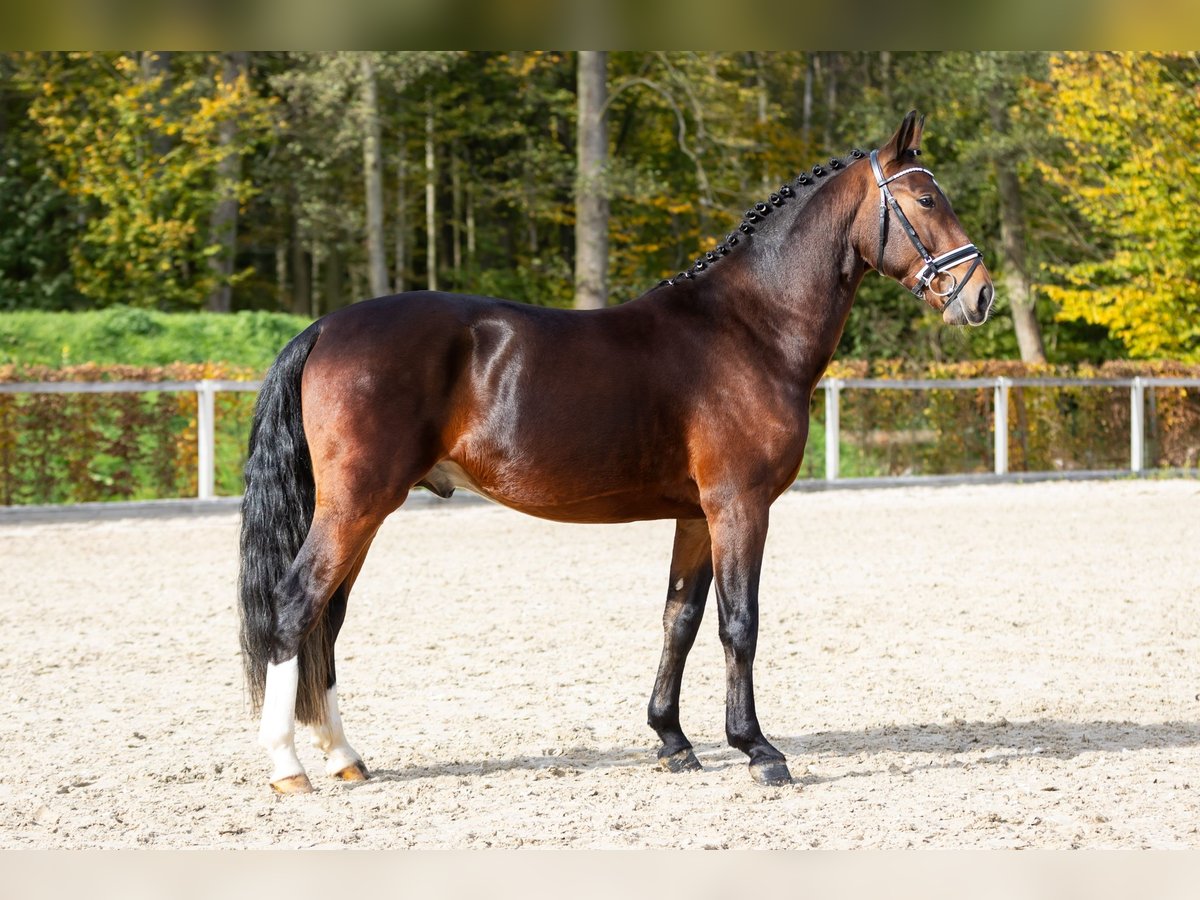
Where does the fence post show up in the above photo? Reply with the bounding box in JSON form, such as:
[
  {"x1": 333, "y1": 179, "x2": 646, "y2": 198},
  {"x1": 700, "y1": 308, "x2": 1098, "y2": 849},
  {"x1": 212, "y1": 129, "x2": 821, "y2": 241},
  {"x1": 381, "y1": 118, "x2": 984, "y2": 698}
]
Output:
[
  {"x1": 1130, "y1": 376, "x2": 1145, "y2": 473},
  {"x1": 197, "y1": 380, "x2": 216, "y2": 500},
  {"x1": 824, "y1": 378, "x2": 840, "y2": 482},
  {"x1": 993, "y1": 377, "x2": 1010, "y2": 476}
]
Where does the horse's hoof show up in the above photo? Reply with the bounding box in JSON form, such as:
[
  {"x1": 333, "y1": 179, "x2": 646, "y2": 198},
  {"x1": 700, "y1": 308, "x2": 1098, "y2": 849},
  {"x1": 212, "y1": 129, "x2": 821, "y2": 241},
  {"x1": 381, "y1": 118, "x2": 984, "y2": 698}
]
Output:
[
  {"x1": 270, "y1": 773, "x2": 314, "y2": 795},
  {"x1": 332, "y1": 760, "x2": 369, "y2": 782},
  {"x1": 658, "y1": 748, "x2": 702, "y2": 773},
  {"x1": 749, "y1": 759, "x2": 793, "y2": 786}
]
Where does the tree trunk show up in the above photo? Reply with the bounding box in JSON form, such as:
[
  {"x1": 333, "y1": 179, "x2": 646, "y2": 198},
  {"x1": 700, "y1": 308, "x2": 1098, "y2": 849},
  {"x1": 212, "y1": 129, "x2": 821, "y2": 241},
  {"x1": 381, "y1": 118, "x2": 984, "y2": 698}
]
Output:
[
  {"x1": 425, "y1": 90, "x2": 438, "y2": 292},
  {"x1": 139, "y1": 50, "x2": 171, "y2": 80},
  {"x1": 360, "y1": 55, "x2": 389, "y2": 299},
  {"x1": 351, "y1": 262, "x2": 365, "y2": 309},
  {"x1": 524, "y1": 133, "x2": 539, "y2": 255},
  {"x1": 275, "y1": 242, "x2": 287, "y2": 310},
  {"x1": 324, "y1": 241, "x2": 342, "y2": 311},
  {"x1": 823, "y1": 52, "x2": 838, "y2": 153},
  {"x1": 205, "y1": 51, "x2": 247, "y2": 313},
  {"x1": 451, "y1": 147, "x2": 463, "y2": 284},
  {"x1": 554, "y1": 112, "x2": 573, "y2": 268},
  {"x1": 290, "y1": 208, "x2": 311, "y2": 316},
  {"x1": 394, "y1": 131, "x2": 408, "y2": 293},
  {"x1": 465, "y1": 181, "x2": 476, "y2": 273},
  {"x1": 988, "y1": 85, "x2": 1047, "y2": 363},
  {"x1": 753, "y1": 52, "x2": 770, "y2": 192},
  {"x1": 802, "y1": 54, "x2": 814, "y2": 147},
  {"x1": 311, "y1": 242, "x2": 323, "y2": 317},
  {"x1": 574, "y1": 50, "x2": 608, "y2": 310}
]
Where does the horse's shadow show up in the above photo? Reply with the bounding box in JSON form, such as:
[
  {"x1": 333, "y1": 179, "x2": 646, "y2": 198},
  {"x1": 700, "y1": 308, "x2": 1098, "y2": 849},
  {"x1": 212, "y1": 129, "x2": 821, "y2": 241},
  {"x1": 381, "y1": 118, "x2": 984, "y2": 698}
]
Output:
[{"x1": 363, "y1": 719, "x2": 1200, "y2": 785}]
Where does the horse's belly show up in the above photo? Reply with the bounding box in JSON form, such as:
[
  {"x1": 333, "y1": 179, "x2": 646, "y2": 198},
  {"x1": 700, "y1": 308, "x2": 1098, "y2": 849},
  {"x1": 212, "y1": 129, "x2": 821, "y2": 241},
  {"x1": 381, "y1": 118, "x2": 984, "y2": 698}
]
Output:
[{"x1": 418, "y1": 459, "x2": 700, "y2": 524}]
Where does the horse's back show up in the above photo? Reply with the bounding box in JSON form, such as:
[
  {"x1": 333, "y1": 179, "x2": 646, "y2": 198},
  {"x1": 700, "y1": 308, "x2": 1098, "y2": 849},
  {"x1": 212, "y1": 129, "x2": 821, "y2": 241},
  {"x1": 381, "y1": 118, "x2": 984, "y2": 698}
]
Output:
[{"x1": 304, "y1": 290, "x2": 678, "y2": 400}]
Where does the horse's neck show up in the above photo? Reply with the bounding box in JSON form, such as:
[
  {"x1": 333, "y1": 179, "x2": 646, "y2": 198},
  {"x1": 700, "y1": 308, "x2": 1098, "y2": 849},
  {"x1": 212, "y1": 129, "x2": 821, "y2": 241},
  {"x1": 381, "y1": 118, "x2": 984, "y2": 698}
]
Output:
[{"x1": 714, "y1": 183, "x2": 866, "y2": 389}]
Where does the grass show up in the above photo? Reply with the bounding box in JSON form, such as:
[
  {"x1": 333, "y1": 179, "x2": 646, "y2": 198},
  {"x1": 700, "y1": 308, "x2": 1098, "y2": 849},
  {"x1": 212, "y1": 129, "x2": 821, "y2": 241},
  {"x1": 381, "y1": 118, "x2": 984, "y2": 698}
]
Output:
[{"x1": 0, "y1": 307, "x2": 311, "y2": 371}]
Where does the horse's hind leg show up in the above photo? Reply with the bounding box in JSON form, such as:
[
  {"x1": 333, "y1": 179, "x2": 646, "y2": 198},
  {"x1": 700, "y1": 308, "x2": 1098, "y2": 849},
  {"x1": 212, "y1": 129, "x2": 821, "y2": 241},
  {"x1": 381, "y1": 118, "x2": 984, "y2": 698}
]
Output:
[
  {"x1": 647, "y1": 518, "x2": 713, "y2": 773},
  {"x1": 309, "y1": 532, "x2": 377, "y2": 782},
  {"x1": 258, "y1": 510, "x2": 381, "y2": 794}
]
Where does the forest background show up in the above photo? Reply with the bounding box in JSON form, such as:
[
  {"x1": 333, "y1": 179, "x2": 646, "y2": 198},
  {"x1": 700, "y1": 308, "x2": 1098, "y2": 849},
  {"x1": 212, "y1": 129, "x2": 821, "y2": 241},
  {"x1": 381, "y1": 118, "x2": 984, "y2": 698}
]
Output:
[{"x1": 1, "y1": 50, "x2": 1198, "y2": 368}]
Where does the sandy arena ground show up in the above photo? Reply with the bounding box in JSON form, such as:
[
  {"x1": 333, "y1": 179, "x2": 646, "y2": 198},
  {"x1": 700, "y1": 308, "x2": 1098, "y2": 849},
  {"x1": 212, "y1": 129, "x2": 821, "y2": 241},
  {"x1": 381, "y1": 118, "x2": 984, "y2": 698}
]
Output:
[{"x1": 1, "y1": 478, "x2": 1198, "y2": 849}]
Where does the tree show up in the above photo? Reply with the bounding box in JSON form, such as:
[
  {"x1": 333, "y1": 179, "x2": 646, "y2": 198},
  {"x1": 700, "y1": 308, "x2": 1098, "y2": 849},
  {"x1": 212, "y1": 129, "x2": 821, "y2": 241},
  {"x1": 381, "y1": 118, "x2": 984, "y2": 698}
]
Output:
[
  {"x1": 979, "y1": 52, "x2": 1047, "y2": 363},
  {"x1": 360, "y1": 54, "x2": 389, "y2": 299},
  {"x1": 0, "y1": 54, "x2": 81, "y2": 310},
  {"x1": 394, "y1": 122, "x2": 410, "y2": 293},
  {"x1": 2, "y1": 49, "x2": 1184, "y2": 368},
  {"x1": 27, "y1": 52, "x2": 273, "y2": 310},
  {"x1": 425, "y1": 87, "x2": 438, "y2": 292},
  {"x1": 446, "y1": 51, "x2": 575, "y2": 306},
  {"x1": 269, "y1": 52, "x2": 457, "y2": 310},
  {"x1": 574, "y1": 51, "x2": 608, "y2": 309},
  {"x1": 1036, "y1": 52, "x2": 1200, "y2": 360},
  {"x1": 207, "y1": 51, "x2": 251, "y2": 312}
]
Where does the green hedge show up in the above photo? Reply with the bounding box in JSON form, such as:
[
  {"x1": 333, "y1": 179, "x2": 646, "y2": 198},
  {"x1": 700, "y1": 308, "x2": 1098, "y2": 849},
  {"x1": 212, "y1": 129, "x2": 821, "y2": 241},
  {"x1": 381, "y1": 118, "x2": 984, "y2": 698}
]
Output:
[
  {"x1": 0, "y1": 363, "x2": 259, "y2": 505},
  {"x1": 0, "y1": 307, "x2": 311, "y2": 370}
]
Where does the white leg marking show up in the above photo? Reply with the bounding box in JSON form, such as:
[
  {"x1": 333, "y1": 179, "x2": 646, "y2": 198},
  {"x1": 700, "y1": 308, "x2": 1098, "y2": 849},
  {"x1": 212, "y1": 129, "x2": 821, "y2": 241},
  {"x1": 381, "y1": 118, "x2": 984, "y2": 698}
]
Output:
[
  {"x1": 311, "y1": 684, "x2": 363, "y2": 775},
  {"x1": 258, "y1": 657, "x2": 306, "y2": 782}
]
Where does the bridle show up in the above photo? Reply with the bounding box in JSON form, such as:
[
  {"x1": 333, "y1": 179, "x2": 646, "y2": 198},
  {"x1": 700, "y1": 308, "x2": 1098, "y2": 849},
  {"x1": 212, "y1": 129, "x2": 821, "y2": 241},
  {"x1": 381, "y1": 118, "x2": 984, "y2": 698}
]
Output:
[{"x1": 869, "y1": 149, "x2": 982, "y2": 308}]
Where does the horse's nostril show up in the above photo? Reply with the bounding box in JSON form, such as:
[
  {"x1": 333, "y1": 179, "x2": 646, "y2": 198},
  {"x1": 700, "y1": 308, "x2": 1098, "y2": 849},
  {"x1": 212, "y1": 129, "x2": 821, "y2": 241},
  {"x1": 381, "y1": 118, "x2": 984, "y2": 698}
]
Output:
[{"x1": 980, "y1": 283, "x2": 994, "y2": 312}]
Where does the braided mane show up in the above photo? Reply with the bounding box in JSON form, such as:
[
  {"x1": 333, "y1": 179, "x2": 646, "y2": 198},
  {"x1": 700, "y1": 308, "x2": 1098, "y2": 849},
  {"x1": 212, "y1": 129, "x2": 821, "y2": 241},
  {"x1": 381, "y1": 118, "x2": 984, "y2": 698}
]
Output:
[{"x1": 659, "y1": 149, "x2": 868, "y2": 287}]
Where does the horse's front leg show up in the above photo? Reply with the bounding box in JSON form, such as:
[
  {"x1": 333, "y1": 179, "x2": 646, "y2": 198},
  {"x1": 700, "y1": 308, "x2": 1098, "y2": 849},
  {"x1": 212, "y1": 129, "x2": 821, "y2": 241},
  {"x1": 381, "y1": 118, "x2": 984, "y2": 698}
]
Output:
[
  {"x1": 706, "y1": 497, "x2": 792, "y2": 786},
  {"x1": 648, "y1": 517, "x2": 713, "y2": 772}
]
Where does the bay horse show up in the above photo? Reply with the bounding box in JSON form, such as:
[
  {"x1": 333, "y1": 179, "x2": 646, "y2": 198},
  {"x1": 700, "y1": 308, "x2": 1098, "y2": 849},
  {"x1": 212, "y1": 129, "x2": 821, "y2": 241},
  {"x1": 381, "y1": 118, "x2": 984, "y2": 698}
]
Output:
[{"x1": 239, "y1": 111, "x2": 994, "y2": 793}]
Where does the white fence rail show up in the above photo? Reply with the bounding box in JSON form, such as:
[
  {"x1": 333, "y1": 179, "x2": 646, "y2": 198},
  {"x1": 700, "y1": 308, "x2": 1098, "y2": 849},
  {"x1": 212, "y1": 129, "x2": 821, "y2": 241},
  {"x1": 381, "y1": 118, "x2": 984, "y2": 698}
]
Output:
[
  {"x1": 820, "y1": 375, "x2": 1200, "y2": 481},
  {"x1": 2, "y1": 376, "x2": 1198, "y2": 503}
]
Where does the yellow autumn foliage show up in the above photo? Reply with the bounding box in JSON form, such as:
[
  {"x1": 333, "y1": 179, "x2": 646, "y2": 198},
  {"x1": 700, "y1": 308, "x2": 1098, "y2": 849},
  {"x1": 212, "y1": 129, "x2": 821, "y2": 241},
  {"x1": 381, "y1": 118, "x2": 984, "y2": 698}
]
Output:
[
  {"x1": 25, "y1": 52, "x2": 276, "y2": 309},
  {"x1": 1037, "y1": 52, "x2": 1200, "y2": 360}
]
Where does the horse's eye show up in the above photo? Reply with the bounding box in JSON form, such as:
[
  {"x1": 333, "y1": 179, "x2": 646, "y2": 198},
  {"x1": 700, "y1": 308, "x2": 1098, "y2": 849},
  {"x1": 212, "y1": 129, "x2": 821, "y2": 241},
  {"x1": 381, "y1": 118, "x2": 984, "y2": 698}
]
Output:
[{"x1": 918, "y1": 195, "x2": 935, "y2": 209}]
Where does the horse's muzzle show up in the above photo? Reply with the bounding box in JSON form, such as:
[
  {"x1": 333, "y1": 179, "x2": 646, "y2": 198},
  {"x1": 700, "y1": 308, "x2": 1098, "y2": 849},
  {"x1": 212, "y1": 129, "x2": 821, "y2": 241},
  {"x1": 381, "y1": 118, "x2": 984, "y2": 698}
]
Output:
[{"x1": 943, "y1": 281, "x2": 994, "y2": 327}]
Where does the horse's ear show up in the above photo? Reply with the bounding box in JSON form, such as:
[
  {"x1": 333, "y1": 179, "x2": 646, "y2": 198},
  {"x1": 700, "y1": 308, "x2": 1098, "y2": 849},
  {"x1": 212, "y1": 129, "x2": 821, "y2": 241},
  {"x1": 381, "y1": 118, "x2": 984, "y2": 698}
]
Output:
[{"x1": 881, "y1": 110, "x2": 925, "y2": 161}]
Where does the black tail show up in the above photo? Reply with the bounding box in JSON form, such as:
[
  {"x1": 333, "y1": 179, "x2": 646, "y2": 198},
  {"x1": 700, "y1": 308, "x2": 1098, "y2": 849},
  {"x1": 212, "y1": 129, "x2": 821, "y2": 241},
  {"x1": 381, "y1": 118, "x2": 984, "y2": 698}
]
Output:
[{"x1": 238, "y1": 322, "x2": 330, "y2": 724}]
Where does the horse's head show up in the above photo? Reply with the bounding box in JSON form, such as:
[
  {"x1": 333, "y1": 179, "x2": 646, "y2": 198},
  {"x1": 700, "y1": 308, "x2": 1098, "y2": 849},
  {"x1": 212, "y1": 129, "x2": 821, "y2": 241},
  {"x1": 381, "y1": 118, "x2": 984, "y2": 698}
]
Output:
[{"x1": 854, "y1": 110, "x2": 995, "y2": 327}]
